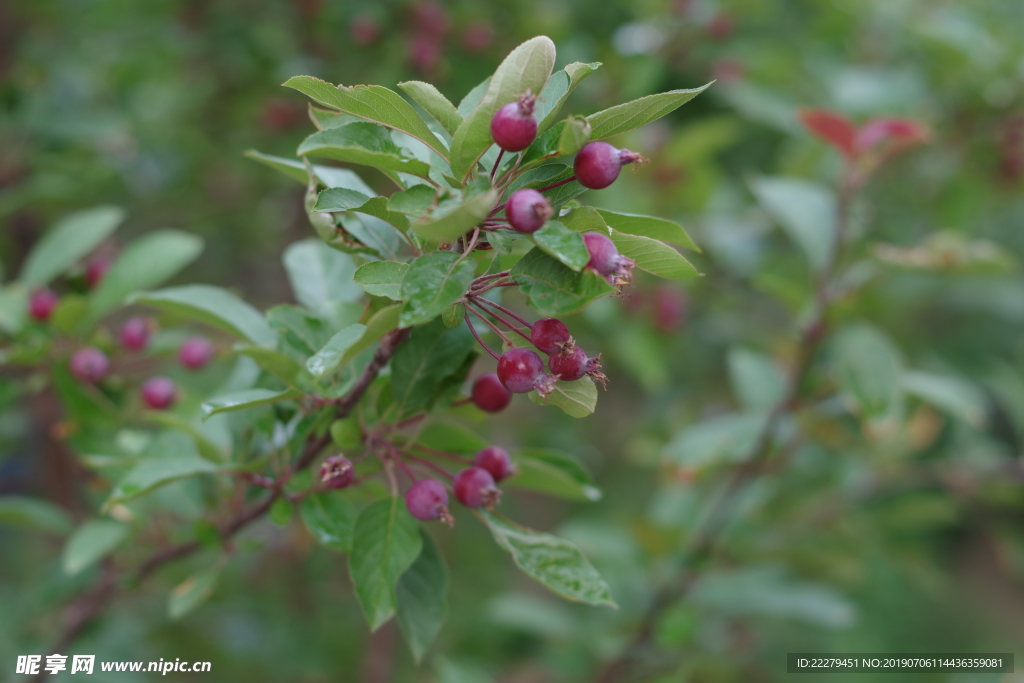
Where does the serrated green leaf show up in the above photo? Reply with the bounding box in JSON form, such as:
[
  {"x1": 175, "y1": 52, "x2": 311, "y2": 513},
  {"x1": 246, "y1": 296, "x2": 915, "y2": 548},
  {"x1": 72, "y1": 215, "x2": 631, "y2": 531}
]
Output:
[
  {"x1": 535, "y1": 62, "x2": 601, "y2": 131},
  {"x1": 530, "y1": 375, "x2": 598, "y2": 418},
  {"x1": 610, "y1": 232, "x2": 699, "y2": 279},
  {"x1": 511, "y1": 248, "x2": 613, "y2": 316},
  {"x1": 282, "y1": 239, "x2": 362, "y2": 322},
  {"x1": 200, "y1": 388, "x2": 302, "y2": 421},
  {"x1": 267, "y1": 304, "x2": 334, "y2": 354},
  {"x1": 307, "y1": 324, "x2": 367, "y2": 380},
  {"x1": 557, "y1": 116, "x2": 591, "y2": 156},
  {"x1": 441, "y1": 303, "x2": 465, "y2": 328},
  {"x1": 301, "y1": 492, "x2": 358, "y2": 552},
  {"x1": 510, "y1": 448, "x2": 601, "y2": 501},
  {"x1": 595, "y1": 209, "x2": 698, "y2": 251},
  {"x1": 62, "y1": 519, "x2": 129, "y2": 575},
  {"x1": 391, "y1": 319, "x2": 475, "y2": 416},
  {"x1": 283, "y1": 77, "x2": 448, "y2": 159},
  {"x1": 340, "y1": 304, "x2": 402, "y2": 367},
  {"x1": 480, "y1": 512, "x2": 616, "y2": 607},
  {"x1": 298, "y1": 123, "x2": 433, "y2": 179},
  {"x1": 532, "y1": 221, "x2": 590, "y2": 272},
  {"x1": 132, "y1": 285, "x2": 276, "y2": 347},
  {"x1": 0, "y1": 496, "x2": 74, "y2": 535},
  {"x1": 349, "y1": 497, "x2": 423, "y2": 631},
  {"x1": 142, "y1": 411, "x2": 228, "y2": 463},
  {"x1": 389, "y1": 185, "x2": 437, "y2": 215},
  {"x1": 413, "y1": 189, "x2": 497, "y2": 243},
  {"x1": 457, "y1": 77, "x2": 490, "y2": 118},
  {"x1": 88, "y1": 230, "x2": 204, "y2": 320},
  {"x1": 399, "y1": 252, "x2": 476, "y2": 327},
  {"x1": 20, "y1": 206, "x2": 125, "y2": 286},
  {"x1": 397, "y1": 531, "x2": 449, "y2": 663},
  {"x1": 353, "y1": 261, "x2": 409, "y2": 300},
  {"x1": 587, "y1": 83, "x2": 712, "y2": 139},
  {"x1": 561, "y1": 207, "x2": 610, "y2": 234},
  {"x1": 244, "y1": 149, "x2": 376, "y2": 195},
  {"x1": 448, "y1": 37, "x2": 556, "y2": 178},
  {"x1": 312, "y1": 187, "x2": 374, "y2": 211},
  {"x1": 105, "y1": 456, "x2": 222, "y2": 506},
  {"x1": 398, "y1": 81, "x2": 463, "y2": 136}
]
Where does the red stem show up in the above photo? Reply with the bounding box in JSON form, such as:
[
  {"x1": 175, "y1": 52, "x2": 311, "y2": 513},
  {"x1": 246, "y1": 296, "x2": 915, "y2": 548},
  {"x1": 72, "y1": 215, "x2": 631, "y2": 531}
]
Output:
[
  {"x1": 411, "y1": 444, "x2": 473, "y2": 464},
  {"x1": 473, "y1": 296, "x2": 534, "y2": 330},
  {"x1": 400, "y1": 451, "x2": 455, "y2": 479},
  {"x1": 467, "y1": 306, "x2": 512, "y2": 344},
  {"x1": 468, "y1": 300, "x2": 531, "y2": 342},
  {"x1": 465, "y1": 313, "x2": 501, "y2": 360},
  {"x1": 490, "y1": 150, "x2": 505, "y2": 181}
]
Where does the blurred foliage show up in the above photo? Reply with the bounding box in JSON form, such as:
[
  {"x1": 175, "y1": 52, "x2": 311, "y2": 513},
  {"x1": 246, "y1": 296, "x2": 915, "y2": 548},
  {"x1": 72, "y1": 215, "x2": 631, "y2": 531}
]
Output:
[{"x1": 4, "y1": 0, "x2": 1024, "y2": 682}]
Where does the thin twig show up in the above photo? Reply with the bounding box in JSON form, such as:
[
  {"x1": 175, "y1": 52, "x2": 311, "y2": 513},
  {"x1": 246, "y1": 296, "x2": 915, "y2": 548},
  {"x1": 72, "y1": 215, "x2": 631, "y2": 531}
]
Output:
[
  {"x1": 472, "y1": 296, "x2": 534, "y2": 329},
  {"x1": 467, "y1": 299, "x2": 531, "y2": 342},
  {"x1": 465, "y1": 313, "x2": 501, "y2": 360},
  {"x1": 466, "y1": 305, "x2": 512, "y2": 345},
  {"x1": 490, "y1": 150, "x2": 505, "y2": 181}
]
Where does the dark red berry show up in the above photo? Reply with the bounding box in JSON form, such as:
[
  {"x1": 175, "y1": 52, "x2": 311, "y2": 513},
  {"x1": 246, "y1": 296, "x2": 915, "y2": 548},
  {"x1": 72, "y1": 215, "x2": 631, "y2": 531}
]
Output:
[
  {"x1": 179, "y1": 336, "x2": 214, "y2": 370},
  {"x1": 471, "y1": 373, "x2": 512, "y2": 412},
  {"x1": 405, "y1": 478, "x2": 453, "y2": 524},
  {"x1": 453, "y1": 467, "x2": 500, "y2": 508},
  {"x1": 490, "y1": 95, "x2": 538, "y2": 153},
  {"x1": 28, "y1": 288, "x2": 58, "y2": 322},
  {"x1": 119, "y1": 317, "x2": 151, "y2": 351},
  {"x1": 85, "y1": 257, "x2": 112, "y2": 289},
  {"x1": 653, "y1": 285, "x2": 688, "y2": 333},
  {"x1": 350, "y1": 15, "x2": 380, "y2": 45},
  {"x1": 141, "y1": 376, "x2": 177, "y2": 409},
  {"x1": 531, "y1": 318, "x2": 572, "y2": 355},
  {"x1": 549, "y1": 346, "x2": 609, "y2": 387},
  {"x1": 573, "y1": 141, "x2": 646, "y2": 190},
  {"x1": 474, "y1": 446, "x2": 516, "y2": 482},
  {"x1": 584, "y1": 232, "x2": 637, "y2": 285},
  {"x1": 506, "y1": 189, "x2": 553, "y2": 233},
  {"x1": 497, "y1": 347, "x2": 555, "y2": 395},
  {"x1": 320, "y1": 454, "x2": 355, "y2": 489},
  {"x1": 70, "y1": 347, "x2": 110, "y2": 384},
  {"x1": 463, "y1": 23, "x2": 493, "y2": 52}
]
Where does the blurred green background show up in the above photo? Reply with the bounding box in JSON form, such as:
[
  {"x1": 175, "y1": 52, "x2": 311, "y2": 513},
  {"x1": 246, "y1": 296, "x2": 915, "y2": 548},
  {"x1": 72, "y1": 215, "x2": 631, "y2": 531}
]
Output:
[{"x1": 3, "y1": 0, "x2": 1024, "y2": 681}]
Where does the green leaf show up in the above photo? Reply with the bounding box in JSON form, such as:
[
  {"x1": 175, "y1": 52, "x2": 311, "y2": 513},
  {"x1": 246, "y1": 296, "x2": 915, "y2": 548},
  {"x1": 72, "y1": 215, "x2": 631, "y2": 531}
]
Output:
[
  {"x1": 0, "y1": 496, "x2": 73, "y2": 535},
  {"x1": 349, "y1": 497, "x2": 423, "y2": 631},
  {"x1": 298, "y1": 123, "x2": 433, "y2": 179},
  {"x1": 557, "y1": 115, "x2": 592, "y2": 156},
  {"x1": 270, "y1": 498, "x2": 293, "y2": 526},
  {"x1": 587, "y1": 83, "x2": 712, "y2": 139},
  {"x1": 511, "y1": 248, "x2": 613, "y2": 316},
  {"x1": 833, "y1": 324, "x2": 904, "y2": 419},
  {"x1": 412, "y1": 189, "x2": 497, "y2": 243},
  {"x1": 339, "y1": 304, "x2": 402, "y2": 367},
  {"x1": 595, "y1": 209, "x2": 699, "y2": 251},
  {"x1": 236, "y1": 345, "x2": 307, "y2": 386},
  {"x1": 313, "y1": 187, "x2": 374, "y2": 211},
  {"x1": 530, "y1": 375, "x2": 598, "y2": 417},
  {"x1": 396, "y1": 530, "x2": 449, "y2": 663},
  {"x1": 610, "y1": 232, "x2": 699, "y2": 279},
  {"x1": 509, "y1": 449, "x2": 601, "y2": 502},
  {"x1": 531, "y1": 221, "x2": 590, "y2": 272},
  {"x1": 267, "y1": 304, "x2": 334, "y2": 353},
  {"x1": 62, "y1": 519, "x2": 129, "y2": 575},
  {"x1": 902, "y1": 370, "x2": 987, "y2": 427},
  {"x1": 398, "y1": 81, "x2": 463, "y2": 137},
  {"x1": 244, "y1": 149, "x2": 376, "y2": 195},
  {"x1": 457, "y1": 77, "x2": 490, "y2": 117},
  {"x1": 105, "y1": 456, "x2": 222, "y2": 506},
  {"x1": 131, "y1": 285, "x2": 276, "y2": 347},
  {"x1": 480, "y1": 512, "x2": 616, "y2": 607},
  {"x1": 169, "y1": 559, "x2": 225, "y2": 619},
  {"x1": 561, "y1": 207, "x2": 609, "y2": 234},
  {"x1": 200, "y1": 388, "x2": 302, "y2": 421},
  {"x1": 727, "y1": 348, "x2": 786, "y2": 412},
  {"x1": 353, "y1": 261, "x2": 409, "y2": 300},
  {"x1": 415, "y1": 421, "x2": 488, "y2": 455},
  {"x1": 391, "y1": 319, "x2": 475, "y2": 416},
  {"x1": 749, "y1": 176, "x2": 837, "y2": 271},
  {"x1": 448, "y1": 36, "x2": 556, "y2": 178},
  {"x1": 399, "y1": 252, "x2": 476, "y2": 327},
  {"x1": 664, "y1": 413, "x2": 769, "y2": 470},
  {"x1": 301, "y1": 492, "x2": 358, "y2": 552},
  {"x1": 89, "y1": 230, "x2": 204, "y2": 319},
  {"x1": 389, "y1": 185, "x2": 437, "y2": 215},
  {"x1": 283, "y1": 239, "x2": 362, "y2": 319},
  {"x1": 142, "y1": 411, "x2": 227, "y2": 463},
  {"x1": 441, "y1": 303, "x2": 464, "y2": 328},
  {"x1": 535, "y1": 62, "x2": 601, "y2": 131},
  {"x1": 306, "y1": 324, "x2": 367, "y2": 380},
  {"x1": 51, "y1": 295, "x2": 88, "y2": 335},
  {"x1": 20, "y1": 206, "x2": 125, "y2": 286},
  {"x1": 283, "y1": 76, "x2": 448, "y2": 159},
  {"x1": 0, "y1": 285, "x2": 27, "y2": 334}
]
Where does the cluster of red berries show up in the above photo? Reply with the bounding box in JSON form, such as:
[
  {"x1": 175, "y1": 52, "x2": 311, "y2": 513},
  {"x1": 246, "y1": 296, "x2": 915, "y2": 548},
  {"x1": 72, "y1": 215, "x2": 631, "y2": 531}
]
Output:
[
  {"x1": 320, "y1": 445, "x2": 516, "y2": 525},
  {"x1": 31, "y1": 292, "x2": 217, "y2": 412}
]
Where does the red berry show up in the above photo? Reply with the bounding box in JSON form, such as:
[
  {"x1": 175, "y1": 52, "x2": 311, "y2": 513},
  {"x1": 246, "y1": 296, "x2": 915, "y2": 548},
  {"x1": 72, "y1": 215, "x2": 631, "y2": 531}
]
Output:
[
  {"x1": 474, "y1": 446, "x2": 516, "y2": 482},
  {"x1": 497, "y1": 347, "x2": 553, "y2": 395},
  {"x1": 453, "y1": 467, "x2": 500, "y2": 508},
  {"x1": 70, "y1": 347, "x2": 110, "y2": 384},
  {"x1": 350, "y1": 15, "x2": 380, "y2": 45},
  {"x1": 179, "y1": 336, "x2": 214, "y2": 370},
  {"x1": 119, "y1": 317, "x2": 151, "y2": 351},
  {"x1": 28, "y1": 288, "x2": 58, "y2": 322},
  {"x1": 471, "y1": 373, "x2": 512, "y2": 413},
  {"x1": 85, "y1": 257, "x2": 112, "y2": 289},
  {"x1": 490, "y1": 96, "x2": 538, "y2": 152},
  {"x1": 463, "y1": 23, "x2": 493, "y2": 52},
  {"x1": 530, "y1": 318, "x2": 572, "y2": 355},
  {"x1": 573, "y1": 142, "x2": 646, "y2": 190},
  {"x1": 141, "y1": 376, "x2": 177, "y2": 409},
  {"x1": 653, "y1": 285, "x2": 687, "y2": 333},
  {"x1": 405, "y1": 478, "x2": 453, "y2": 524},
  {"x1": 583, "y1": 232, "x2": 620, "y2": 276},
  {"x1": 319, "y1": 454, "x2": 355, "y2": 489},
  {"x1": 549, "y1": 346, "x2": 609, "y2": 386},
  {"x1": 506, "y1": 189, "x2": 553, "y2": 233}
]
